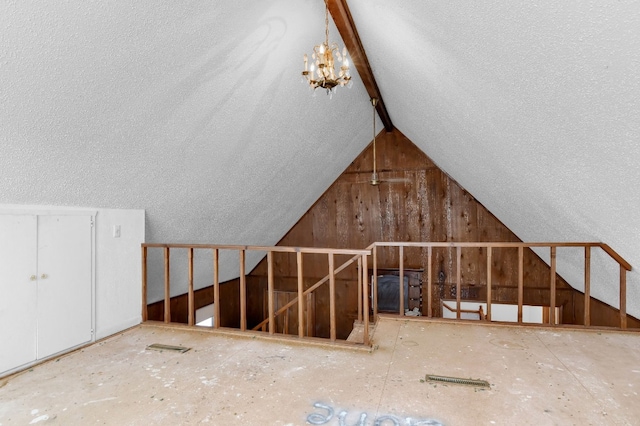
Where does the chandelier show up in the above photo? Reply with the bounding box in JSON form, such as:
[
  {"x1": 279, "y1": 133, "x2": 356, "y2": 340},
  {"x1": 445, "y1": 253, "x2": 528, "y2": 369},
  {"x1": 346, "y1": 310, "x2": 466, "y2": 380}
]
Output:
[{"x1": 302, "y1": 0, "x2": 351, "y2": 95}]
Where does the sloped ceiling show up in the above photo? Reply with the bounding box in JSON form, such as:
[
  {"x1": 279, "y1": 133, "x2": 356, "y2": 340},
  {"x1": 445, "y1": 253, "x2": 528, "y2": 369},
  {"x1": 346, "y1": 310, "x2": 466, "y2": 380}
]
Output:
[
  {"x1": 347, "y1": 0, "x2": 640, "y2": 316},
  {"x1": 0, "y1": 0, "x2": 379, "y2": 276},
  {"x1": 1, "y1": 1, "x2": 639, "y2": 315}
]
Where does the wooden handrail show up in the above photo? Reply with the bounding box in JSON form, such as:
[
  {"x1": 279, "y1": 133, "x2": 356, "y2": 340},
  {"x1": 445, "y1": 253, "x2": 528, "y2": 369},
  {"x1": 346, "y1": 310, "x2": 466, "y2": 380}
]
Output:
[
  {"x1": 371, "y1": 241, "x2": 631, "y2": 270},
  {"x1": 142, "y1": 243, "x2": 369, "y2": 256},
  {"x1": 601, "y1": 243, "x2": 632, "y2": 271}
]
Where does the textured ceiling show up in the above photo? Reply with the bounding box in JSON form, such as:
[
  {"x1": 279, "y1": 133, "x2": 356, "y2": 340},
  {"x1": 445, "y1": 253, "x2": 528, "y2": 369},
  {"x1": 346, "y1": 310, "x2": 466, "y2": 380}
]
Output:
[
  {"x1": 0, "y1": 0, "x2": 379, "y2": 288},
  {"x1": 1, "y1": 1, "x2": 639, "y2": 315},
  {"x1": 348, "y1": 0, "x2": 640, "y2": 315}
]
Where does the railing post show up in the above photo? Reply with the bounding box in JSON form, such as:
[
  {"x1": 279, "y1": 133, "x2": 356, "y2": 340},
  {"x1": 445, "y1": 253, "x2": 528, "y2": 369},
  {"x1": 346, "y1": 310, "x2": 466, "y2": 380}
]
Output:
[
  {"x1": 213, "y1": 249, "x2": 220, "y2": 329},
  {"x1": 141, "y1": 246, "x2": 148, "y2": 322},
  {"x1": 164, "y1": 247, "x2": 170, "y2": 323},
  {"x1": 620, "y1": 265, "x2": 627, "y2": 329},
  {"x1": 267, "y1": 251, "x2": 275, "y2": 335},
  {"x1": 372, "y1": 245, "x2": 378, "y2": 321},
  {"x1": 357, "y1": 257, "x2": 362, "y2": 322},
  {"x1": 188, "y1": 247, "x2": 195, "y2": 326},
  {"x1": 328, "y1": 253, "x2": 336, "y2": 341},
  {"x1": 584, "y1": 246, "x2": 591, "y2": 326},
  {"x1": 456, "y1": 246, "x2": 461, "y2": 319},
  {"x1": 239, "y1": 249, "x2": 247, "y2": 331},
  {"x1": 486, "y1": 246, "x2": 491, "y2": 322},
  {"x1": 362, "y1": 254, "x2": 370, "y2": 346},
  {"x1": 518, "y1": 246, "x2": 524, "y2": 324},
  {"x1": 306, "y1": 293, "x2": 314, "y2": 337},
  {"x1": 297, "y1": 251, "x2": 305, "y2": 338},
  {"x1": 399, "y1": 245, "x2": 405, "y2": 316},
  {"x1": 550, "y1": 246, "x2": 557, "y2": 326},
  {"x1": 427, "y1": 246, "x2": 433, "y2": 318}
]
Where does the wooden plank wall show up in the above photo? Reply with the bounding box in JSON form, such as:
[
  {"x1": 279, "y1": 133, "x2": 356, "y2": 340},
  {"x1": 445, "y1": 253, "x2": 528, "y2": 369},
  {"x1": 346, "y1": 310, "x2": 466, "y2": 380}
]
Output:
[{"x1": 247, "y1": 128, "x2": 636, "y2": 336}]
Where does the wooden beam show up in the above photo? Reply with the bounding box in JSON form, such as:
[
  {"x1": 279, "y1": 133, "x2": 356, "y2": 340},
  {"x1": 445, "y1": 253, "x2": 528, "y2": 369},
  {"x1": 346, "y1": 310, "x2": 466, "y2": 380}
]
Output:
[
  {"x1": 357, "y1": 256, "x2": 362, "y2": 322},
  {"x1": 620, "y1": 265, "x2": 627, "y2": 329},
  {"x1": 399, "y1": 245, "x2": 404, "y2": 316},
  {"x1": 427, "y1": 246, "x2": 433, "y2": 318},
  {"x1": 188, "y1": 248, "x2": 194, "y2": 326},
  {"x1": 486, "y1": 247, "x2": 492, "y2": 322},
  {"x1": 328, "y1": 253, "x2": 337, "y2": 341},
  {"x1": 141, "y1": 246, "x2": 148, "y2": 322},
  {"x1": 584, "y1": 246, "x2": 591, "y2": 326},
  {"x1": 362, "y1": 254, "x2": 370, "y2": 346},
  {"x1": 213, "y1": 249, "x2": 220, "y2": 329},
  {"x1": 239, "y1": 250, "x2": 246, "y2": 331},
  {"x1": 164, "y1": 247, "x2": 170, "y2": 323},
  {"x1": 372, "y1": 245, "x2": 378, "y2": 320},
  {"x1": 327, "y1": 0, "x2": 394, "y2": 131},
  {"x1": 456, "y1": 246, "x2": 461, "y2": 319},
  {"x1": 518, "y1": 246, "x2": 523, "y2": 323},
  {"x1": 550, "y1": 247, "x2": 557, "y2": 326},
  {"x1": 297, "y1": 251, "x2": 305, "y2": 338},
  {"x1": 267, "y1": 251, "x2": 275, "y2": 335}
]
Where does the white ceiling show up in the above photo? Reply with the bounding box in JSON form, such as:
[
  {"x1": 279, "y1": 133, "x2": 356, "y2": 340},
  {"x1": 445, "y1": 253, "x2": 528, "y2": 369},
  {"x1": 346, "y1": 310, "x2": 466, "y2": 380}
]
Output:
[{"x1": 1, "y1": 1, "x2": 639, "y2": 316}]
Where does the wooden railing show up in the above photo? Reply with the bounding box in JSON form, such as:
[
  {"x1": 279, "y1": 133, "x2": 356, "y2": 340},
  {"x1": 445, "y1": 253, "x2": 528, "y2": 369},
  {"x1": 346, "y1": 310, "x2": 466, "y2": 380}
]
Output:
[
  {"x1": 141, "y1": 244, "x2": 371, "y2": 346},
  {"x1": 369, "y1": 242, "x2": 632, "y2": 329},
  {"x1": 141, "y1": 241, "x2": 633, "y2": 347}
]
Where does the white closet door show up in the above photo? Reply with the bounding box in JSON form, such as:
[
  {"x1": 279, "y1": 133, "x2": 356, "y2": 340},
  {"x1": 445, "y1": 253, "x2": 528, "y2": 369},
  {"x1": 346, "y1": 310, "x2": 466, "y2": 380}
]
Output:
[
  {"x1": 0, "y1": 215, "x2": 38, "y2": 373},
  {"x1": 36, "y1": 215, "x2": 93, "y2": 359}
]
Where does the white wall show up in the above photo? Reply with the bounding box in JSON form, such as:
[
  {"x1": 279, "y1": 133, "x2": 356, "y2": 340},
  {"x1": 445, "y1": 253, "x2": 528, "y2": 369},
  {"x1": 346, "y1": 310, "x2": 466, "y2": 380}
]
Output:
[
  {"x1": 94, "y1": 208, "x2": 145, "y2": 339},
  {"x1": 0, "y1": 204, "x2": 145, "y2": 341}
]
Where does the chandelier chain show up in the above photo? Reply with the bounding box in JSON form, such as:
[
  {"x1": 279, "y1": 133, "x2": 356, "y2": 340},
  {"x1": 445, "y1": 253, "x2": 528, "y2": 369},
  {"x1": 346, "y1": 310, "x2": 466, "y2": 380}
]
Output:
[
  {"x1": 324, "y1": 0, "x2": 330, "y2": 46},
  {"x1": 372, "y1": 98, "x2": 377, "y2": 175}
]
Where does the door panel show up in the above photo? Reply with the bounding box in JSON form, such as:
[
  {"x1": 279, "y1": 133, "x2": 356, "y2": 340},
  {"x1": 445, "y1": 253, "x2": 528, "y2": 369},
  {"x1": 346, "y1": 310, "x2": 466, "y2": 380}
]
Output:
[
  {"x1": 37, "y1": 215, "x2": 92, "y2": 359},
  {"x1": 0, "y1": 215, "x2": 38, "y2": 373}
]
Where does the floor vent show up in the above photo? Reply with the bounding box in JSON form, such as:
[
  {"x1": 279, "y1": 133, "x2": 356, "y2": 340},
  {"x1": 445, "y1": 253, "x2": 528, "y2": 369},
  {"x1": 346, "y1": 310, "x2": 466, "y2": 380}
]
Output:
[
  {"x1": 425, "y1": 374, "x2": 490, "y2": 388},
  {"x1": 146, "y1": 343, "x2": 191, "y2": 353}
]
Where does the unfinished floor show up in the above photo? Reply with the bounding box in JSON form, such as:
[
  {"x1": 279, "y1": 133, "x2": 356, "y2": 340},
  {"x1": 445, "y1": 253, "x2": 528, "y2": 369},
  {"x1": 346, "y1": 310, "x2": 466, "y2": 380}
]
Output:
[{"x1": 1, "y1": 318, "x2": 639, "y2": 425}]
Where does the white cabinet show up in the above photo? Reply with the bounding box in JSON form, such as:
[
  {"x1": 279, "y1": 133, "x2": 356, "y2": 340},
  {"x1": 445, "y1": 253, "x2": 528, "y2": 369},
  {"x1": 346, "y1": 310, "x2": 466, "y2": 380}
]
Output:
[{"x1": 0, "y1": 213, "x2": 94, "y2": 375}]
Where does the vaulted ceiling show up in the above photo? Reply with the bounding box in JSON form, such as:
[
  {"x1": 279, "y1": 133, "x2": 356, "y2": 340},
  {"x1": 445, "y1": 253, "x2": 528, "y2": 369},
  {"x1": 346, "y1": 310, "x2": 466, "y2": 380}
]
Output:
[{"x1": 1, "y1": 1, "x2": 639, "y2": 316}]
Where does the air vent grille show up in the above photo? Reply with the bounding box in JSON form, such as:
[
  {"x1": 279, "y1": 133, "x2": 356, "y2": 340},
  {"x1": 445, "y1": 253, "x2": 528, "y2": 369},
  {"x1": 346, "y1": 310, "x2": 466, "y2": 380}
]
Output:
[{"x1": 425, "y1": 374, "x2": 490, "y2": 388}]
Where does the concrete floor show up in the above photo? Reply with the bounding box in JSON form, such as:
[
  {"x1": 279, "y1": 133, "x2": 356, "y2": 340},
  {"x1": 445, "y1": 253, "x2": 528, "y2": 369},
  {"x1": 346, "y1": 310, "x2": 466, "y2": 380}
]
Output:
[{"x1": 1, "y1": 318, "x2": 639, "y2": 425}]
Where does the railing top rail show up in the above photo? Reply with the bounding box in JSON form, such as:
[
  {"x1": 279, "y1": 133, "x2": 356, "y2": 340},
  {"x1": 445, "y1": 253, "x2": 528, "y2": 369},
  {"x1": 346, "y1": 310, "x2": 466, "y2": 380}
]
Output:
[
  {"x1": 141, "y1": 241, "x2": 630, "y2": 271},
  {"x1": 371, "y1": 241, "x2": 631, "y2": 271},
  {"x1": 600, "y1": 243, "x2": 632, "y2": 271},
  {"x1": 372, "y1": 241, "x2": 604, "y2": 248},
  {"x1": 141, "y1": 243, "x2": 369, "y2": 256}
]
